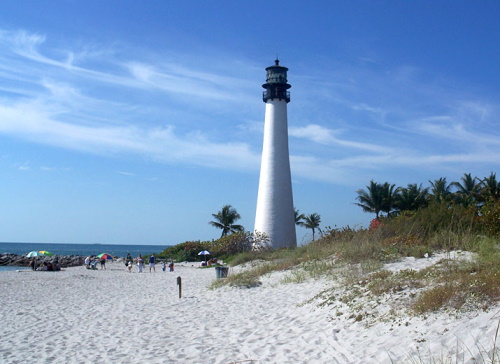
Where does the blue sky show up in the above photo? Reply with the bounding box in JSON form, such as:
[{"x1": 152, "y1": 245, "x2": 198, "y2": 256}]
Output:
[{"x1": 0, "y1": 1, "x2": 499, "y2": 246}]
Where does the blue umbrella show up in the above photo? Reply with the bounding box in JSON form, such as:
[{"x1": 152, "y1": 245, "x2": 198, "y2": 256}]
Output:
[{"x1": 198, "y1": 250, "x2": 210, "y2": 262}]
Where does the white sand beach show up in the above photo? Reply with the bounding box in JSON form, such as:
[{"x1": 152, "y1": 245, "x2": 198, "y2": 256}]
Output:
[{"x1": 1, "y1": 256, "x2": 499, "y2": 364}]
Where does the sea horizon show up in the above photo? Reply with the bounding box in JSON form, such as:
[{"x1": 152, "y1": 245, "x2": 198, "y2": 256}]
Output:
[{"x1": 0, "y1": 240, "x2": 167, "y2": 246}]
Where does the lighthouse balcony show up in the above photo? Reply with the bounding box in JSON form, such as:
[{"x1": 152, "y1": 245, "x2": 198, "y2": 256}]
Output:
[{"x1": 262, "y1": 90, "x2": 291, "y2": 103}]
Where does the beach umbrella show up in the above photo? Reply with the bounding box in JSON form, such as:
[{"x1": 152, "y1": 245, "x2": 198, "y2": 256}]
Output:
[
  {"x1": 97, "y1": 253, "x2": 114, "y2": 260},
  {"x1": 39, "y1": 251, "x2": 53, "y2": 257},
  {"x1": 198, "y1": 250, "x2": 210, "y2": 262},
  {"x1": 26, "y1": 251, "x2": 43, "y2": 258}
]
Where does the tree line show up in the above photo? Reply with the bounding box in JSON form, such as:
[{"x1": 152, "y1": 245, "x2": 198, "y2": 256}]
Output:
[
  {"x1": 206, "y1": 172, "x2": 499, "y2": 245},
  {"x1": 355, "y1": 172, "x2": 500, "y2": 219}
]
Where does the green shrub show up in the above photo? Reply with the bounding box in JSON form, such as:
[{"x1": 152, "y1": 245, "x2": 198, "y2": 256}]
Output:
[
  {"x1": 159, "y1": 232, "x2": 270, "y2": 263},
  {"x1": 480, "y1": 199, "x2": 500, "y2": 237},
  {"x1": 158, "y1": 240, "x2": 211, "y2": 262},
  {"x1": 209, "y1": 232, "x2": 255, "y2": 259}
]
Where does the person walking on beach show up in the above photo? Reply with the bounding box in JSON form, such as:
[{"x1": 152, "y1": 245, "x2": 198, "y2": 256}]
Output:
[
  {"x1": 125, "y1": 253, "x2": 133, "y2": 267},
  {"x1": 149, "y1": 254, "x2": 156, "y2": 272},
  {"x1": 169, "y1": 261, "x2": 174, "y2": 272},
  {"x1": 29, "y1": 258, "x2": 36, "y2": 271},
  {"x1": 85, "y1": 256, "x2": 91, "y2": 269},
  {"x1": 100, "y1": 257, "x2": 106, "y2": 270},
  {"x1": 137, "y1": 254, "x2": 144, "y2": 273}
]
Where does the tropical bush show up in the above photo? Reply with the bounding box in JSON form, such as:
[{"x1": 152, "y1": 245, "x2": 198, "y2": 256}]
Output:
[
  {"x1": 480, "y1": 198, "x2": 500, "y2": 237},
  {"x1": 209, "y1": 232, "x2": 253, "y2": 258},
  {"x1": 158, "y1": 240, "x2": 211, "y2": 262},
  {"x1": 158, "y1": 232, "x2": 270, "y2": 262}
]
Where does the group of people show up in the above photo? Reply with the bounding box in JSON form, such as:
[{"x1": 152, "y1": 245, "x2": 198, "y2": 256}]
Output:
[
  {"x1": 124, "y1": 253, "x2": 174, "y2": 273},
  {"x1": 29, "y1": 258, "x2": 61, "y2": 271},
  {"x1": 84, "y1": 256, "x2": 107, "y2": 270},
  {"x1": 162, "y1": 260, "x2": 175, "y2": 272},
  {"x1": 200, "y1": 257, "x2": 219, "y2": 267},
  {"x1": 81, "y1": 253, "x2": 175, "y2": 273},
  {"x1": 29, "y1": 252, "x2": 176, "y2": 273}
]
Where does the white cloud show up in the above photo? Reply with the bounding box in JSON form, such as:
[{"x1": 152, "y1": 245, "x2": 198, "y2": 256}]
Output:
[
  {"x1": 16, "y1": 161, "x2": 30, "y2": 171},
  {"x1": 40, "y1": 166, "x2": 56, "y2": 171},
  {"x1": 410, "y1": 117, "x2": 500, "y2": 147},
  {"x1": 127, "y1": 64, "x2": 218, "y2": 99},
  {"x1": 0, "y1": 97, "x2": 260, "y2": 171},
  {"x1": 9, "y1": 30, "x2": 47, "y2": 60},
  {"x1": 117, "y1": 171, "x2": 135, "y2": 176},
  {"x1": 289, "y1": 124, "x2": 391, "y2": 153}
]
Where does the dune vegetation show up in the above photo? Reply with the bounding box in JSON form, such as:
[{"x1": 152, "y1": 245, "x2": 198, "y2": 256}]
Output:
[{"x1": 215, "y1": 198, "x2": 500, "y2": 315}]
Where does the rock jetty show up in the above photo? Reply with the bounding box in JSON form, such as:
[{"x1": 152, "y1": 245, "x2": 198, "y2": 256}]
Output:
[{"x1": 0, "y1": 253, "x2": 85, "y2": 268}]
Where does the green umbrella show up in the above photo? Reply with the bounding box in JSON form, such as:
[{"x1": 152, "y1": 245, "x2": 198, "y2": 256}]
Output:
[
  {"x1": 39, "y1": 251, "x2": 54, "y2": 257},
  {"x1": 26, "y1": 251, "x2": 43, "y2": 258}
]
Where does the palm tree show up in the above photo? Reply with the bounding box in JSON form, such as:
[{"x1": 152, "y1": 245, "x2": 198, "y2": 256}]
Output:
[
  {"x1": 303, "y1": 213, "x2": 322, "y2": 241},
  {"x1": 380, "y1": 182, "x2": 397, "y2": 216},
  {"x1": 395, "y1": 183, "x2": 429, "y2": 212},
  {"x1": 429, "y1": 177, "x2": 453, "y2": 204},
  {"x1": 294, "y1": 208, "x2": 305, "y2": 227},
  {"x1": 451, "y1": 173, "x2": 482, "y2": 207},
  {"x1": 480, "y1": 172, "x2": 500, "y2": 201},
  {"x1": 209, "y1": 205, "x2": 244, "y2": 238},
  {"x1": 355, "y1": 181, "x2": 396, "y2": 219}
]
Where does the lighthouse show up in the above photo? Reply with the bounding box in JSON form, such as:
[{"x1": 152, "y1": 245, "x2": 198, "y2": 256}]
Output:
[{"x1": 254, "y1": 59, "x2": 297, "y2": 249}]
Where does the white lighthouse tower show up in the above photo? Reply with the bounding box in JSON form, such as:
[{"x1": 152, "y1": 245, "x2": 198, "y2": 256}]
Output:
[{"x1": 254, "y1": 59, "x2": 297, "y2": 249}]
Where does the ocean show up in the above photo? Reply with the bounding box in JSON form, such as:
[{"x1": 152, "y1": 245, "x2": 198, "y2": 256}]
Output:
[{"x1": 0, "y1": 242, "x2": 170, "y2": 272}]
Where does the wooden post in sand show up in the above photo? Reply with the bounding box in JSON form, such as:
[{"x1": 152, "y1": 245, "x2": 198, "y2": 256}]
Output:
[{"x1": 177, "y1": 276, "x2": 182, "y2": 298}]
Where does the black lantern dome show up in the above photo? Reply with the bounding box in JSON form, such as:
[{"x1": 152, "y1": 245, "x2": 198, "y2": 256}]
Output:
[{"x1": 262, "y1": 59, "x2": 291, "y2": 103}]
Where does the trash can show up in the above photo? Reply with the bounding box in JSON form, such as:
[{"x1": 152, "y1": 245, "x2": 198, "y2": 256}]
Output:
[
  {"x1": 220, "y1": 266, "x2": 229, "y2": 278},
  {"x1": 215, "y1": 266, "x2": 229, "y2": 279}
]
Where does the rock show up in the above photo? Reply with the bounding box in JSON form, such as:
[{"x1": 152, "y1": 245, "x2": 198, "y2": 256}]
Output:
[{"x1": 0, "y1": 253, "x2": 85, "y2": 268}]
